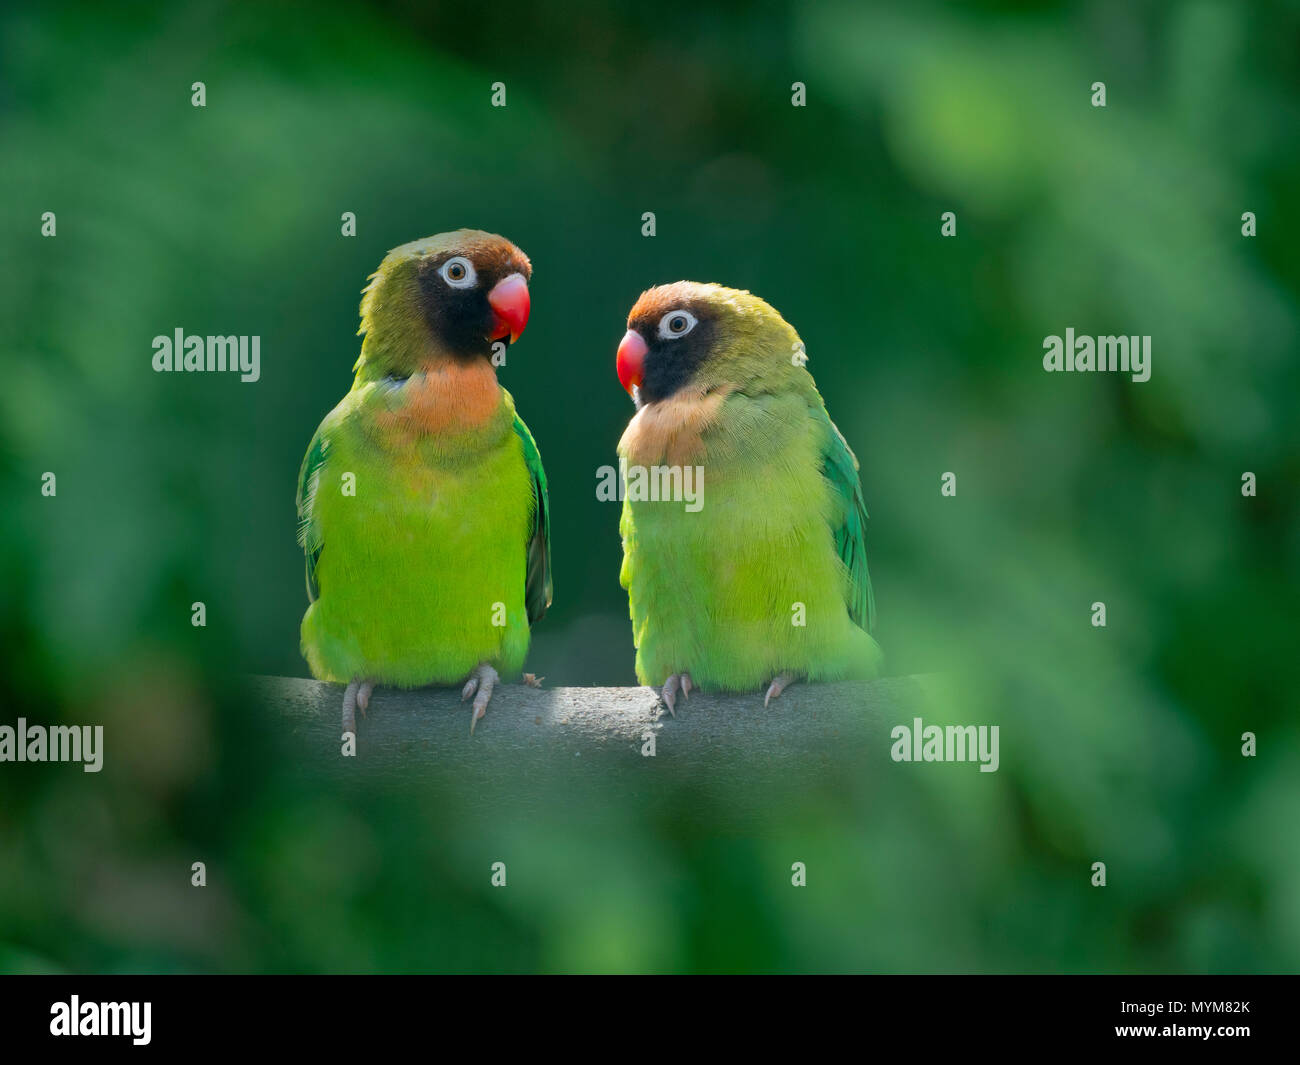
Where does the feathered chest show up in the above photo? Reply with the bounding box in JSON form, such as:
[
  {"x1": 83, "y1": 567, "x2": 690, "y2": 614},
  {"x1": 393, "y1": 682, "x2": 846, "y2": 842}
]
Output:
[
  {"x1": 371, "y1": 360, "x2": 507, "y2": 452},
  {"x1": 618, "y1": 387, "x2": 734, "y2": 468}
]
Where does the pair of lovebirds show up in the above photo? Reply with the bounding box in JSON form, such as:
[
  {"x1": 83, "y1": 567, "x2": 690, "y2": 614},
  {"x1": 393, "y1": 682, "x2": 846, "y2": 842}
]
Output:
[{"x1": 297, "y1": 229, "x2": 884, "y2": 735}]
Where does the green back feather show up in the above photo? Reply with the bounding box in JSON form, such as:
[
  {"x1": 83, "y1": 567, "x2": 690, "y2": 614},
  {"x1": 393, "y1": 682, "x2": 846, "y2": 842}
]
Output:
[
  {"x1": 819, "y1": 411, "x2": 876, "y2": 633},
  {"x1": 296, "y1": 429, "x2": 329, "y2": 602},
  {"x1": 512, "y1": 412, "x2": 552, "y2": 625}
]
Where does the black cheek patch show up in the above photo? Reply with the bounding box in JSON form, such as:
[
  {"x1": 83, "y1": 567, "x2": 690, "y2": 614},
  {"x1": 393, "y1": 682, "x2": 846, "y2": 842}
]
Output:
[
  {"x1": 417, "y1": 260, "x2": 496, "y2": 359},
  {"x1": 638, "y1": 318, "x2": 716, "y2": 403}
]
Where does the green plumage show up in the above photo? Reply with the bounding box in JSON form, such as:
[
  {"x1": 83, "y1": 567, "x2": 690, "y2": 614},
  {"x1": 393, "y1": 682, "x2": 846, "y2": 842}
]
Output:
[
  {"x1": 512, "y1": 411, "x2": 553, "y2": 627},
  {"x1": 298, "y1": 232, "x2": 549, "y2": 690},
  {"x1": 618, "y1": 283, "x2": 881, "y2": 691}
]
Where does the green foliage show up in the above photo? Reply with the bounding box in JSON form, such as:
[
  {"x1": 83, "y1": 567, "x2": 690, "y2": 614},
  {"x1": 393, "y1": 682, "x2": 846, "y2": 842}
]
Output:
[{"x1": 0, "y1": 0, "x2": 1296, "y2": 972}]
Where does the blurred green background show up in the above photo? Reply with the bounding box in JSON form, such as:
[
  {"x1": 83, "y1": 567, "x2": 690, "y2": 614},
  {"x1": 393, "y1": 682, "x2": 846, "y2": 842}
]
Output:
[{"x1": 1, "y1": 0, "x2": 1297, "y2": 972}]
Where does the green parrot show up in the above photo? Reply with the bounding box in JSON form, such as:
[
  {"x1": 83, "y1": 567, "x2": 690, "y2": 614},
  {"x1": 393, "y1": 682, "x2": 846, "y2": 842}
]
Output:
[
  {"x1": 297, "y1": 230, "x2": 551, "y2": 735},
  {"x1": 613, "y1": 281, "x2": 882, "y2": 712}
]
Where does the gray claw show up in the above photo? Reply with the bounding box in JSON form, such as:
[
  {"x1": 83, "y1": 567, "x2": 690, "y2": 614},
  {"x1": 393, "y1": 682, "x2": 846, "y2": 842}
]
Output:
[
  {"x1": 463, "y1": 664, "x2": 499, "y2": 735},
  {"x1": 661, "y1": 675, "x2": 680, "y2": 717},
  {"x1": 764, "y1": 672, "x2": 799, "y2": 708}
]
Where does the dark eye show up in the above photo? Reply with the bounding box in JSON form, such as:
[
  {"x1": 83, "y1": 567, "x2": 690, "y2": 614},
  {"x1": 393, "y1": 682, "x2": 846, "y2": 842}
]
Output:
[
  {"x1": 438, "y1": 256, "x2": 476, "y2": 288},
  {"x1": 658, "y1": 309, "x2": 698, "y2": 339}
]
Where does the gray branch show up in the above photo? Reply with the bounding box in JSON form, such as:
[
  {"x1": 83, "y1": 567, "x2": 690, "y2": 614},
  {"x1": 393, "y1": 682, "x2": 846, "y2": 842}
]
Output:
[{"x1": 256, "y1": 676, "x2": 937, "y2": 821}]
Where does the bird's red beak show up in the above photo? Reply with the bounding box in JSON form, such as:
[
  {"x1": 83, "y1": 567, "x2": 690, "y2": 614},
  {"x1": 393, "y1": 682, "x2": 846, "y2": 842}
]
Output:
[
  {"x1": 488, "y1": 273, "x2": 530, "y2": 344},
  {"x1": 617, "y1": 329, "x2": 647, "y2": 394}
]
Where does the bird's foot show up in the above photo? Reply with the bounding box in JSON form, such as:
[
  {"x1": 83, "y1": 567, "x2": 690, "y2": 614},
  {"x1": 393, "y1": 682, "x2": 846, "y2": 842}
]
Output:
[
  {"x1": 461, "y1": 663, "x2": 500, "y2": 735},
  {"x1": 342, "y1": 680, "x2": 374, "y2": 736},
  {"x1": 522, "y1": 672, "x2": 544, "y2": 689},
  {"x1": 660, "y1": 672, "x2": 693, "y2": 717},
  {"x1": 763, "y1": 672, "x2": 800, "y2": 708}
]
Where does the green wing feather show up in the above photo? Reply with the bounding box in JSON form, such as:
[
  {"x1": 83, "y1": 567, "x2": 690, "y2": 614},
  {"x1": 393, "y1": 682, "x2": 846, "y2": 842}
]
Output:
[
  {"x1": 296, "y1": 430, "x2": 330, "y2": 603},
  {"x1": 512, "y1": 413, "x2": 552, "y2": 625},
  {"x1": 819, "y1": 412, "x2": 876, "y2": 633}
]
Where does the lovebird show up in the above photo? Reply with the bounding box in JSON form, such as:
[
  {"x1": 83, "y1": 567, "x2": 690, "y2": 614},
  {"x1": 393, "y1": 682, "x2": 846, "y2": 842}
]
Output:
[
  {"x1": 614, "y1": 281, "x2": 882, "y2": 712},
  {"x1": 297, "y1": 230, "x2": 551, "y2": 735}
]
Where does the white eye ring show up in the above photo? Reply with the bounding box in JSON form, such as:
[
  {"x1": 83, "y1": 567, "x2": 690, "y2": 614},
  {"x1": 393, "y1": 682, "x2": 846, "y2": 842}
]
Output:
[
  {"x1": 657, "y1": 309, "x2": 698, "y2": 340},
  {"x1": 438, "y1": 256, "x2": 477, "y2": 289}
]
